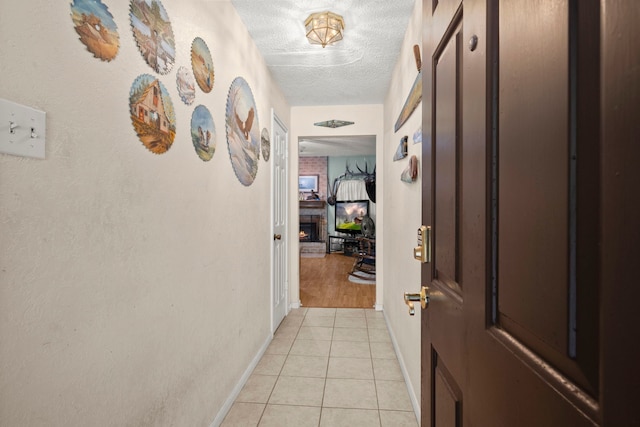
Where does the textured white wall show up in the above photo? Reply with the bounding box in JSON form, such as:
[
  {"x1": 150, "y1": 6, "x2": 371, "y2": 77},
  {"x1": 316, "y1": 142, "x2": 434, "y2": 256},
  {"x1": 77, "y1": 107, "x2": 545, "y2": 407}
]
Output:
[
  {"x1": 0, "y1": 1, "x2": 289, "y2": 425},
  {"x1": 382, "y1": 0, "x2": 423, "y2": 419}
]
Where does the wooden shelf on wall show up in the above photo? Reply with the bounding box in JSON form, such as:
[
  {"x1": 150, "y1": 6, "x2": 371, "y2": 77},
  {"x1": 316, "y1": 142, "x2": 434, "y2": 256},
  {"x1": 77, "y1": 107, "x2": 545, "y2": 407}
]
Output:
[{"x1": 299, "y1": 200, "x2": 326, "y2": 209}]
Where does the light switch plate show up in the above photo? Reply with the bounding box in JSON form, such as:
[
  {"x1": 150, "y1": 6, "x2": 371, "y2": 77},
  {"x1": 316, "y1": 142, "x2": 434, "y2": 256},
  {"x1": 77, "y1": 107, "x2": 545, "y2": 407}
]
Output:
[{"x1": 0, "y1": 98, "x2": 46, "y2": 159}]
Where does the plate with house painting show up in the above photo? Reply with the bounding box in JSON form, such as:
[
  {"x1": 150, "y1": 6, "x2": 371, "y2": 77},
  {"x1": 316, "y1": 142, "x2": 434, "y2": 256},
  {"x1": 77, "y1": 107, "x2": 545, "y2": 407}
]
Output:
[
  {"x1": 225, "y1": 77, "x2": 259, "y2": 186},
  {"x1": 130, "y1": 0, "x2": 175, "y2": 75},
  {"x1": 129, "y1": 74, "x2": 176, "y2": 154},
  {"x1": 191, "y1": 37, "x2": 215, "y2": 93},
  {"x1": 70, "y1": 0, "x2": 119, "y2": 61},
  {"x1": 176, "y1": 66, "x2": 196, "y2": 105},
  {"x1": 191, "y1": 105, "x2": 216, "y2": 161},
  {"x1": 261, "y1": 128, "x2": 270, "y2": 162}
]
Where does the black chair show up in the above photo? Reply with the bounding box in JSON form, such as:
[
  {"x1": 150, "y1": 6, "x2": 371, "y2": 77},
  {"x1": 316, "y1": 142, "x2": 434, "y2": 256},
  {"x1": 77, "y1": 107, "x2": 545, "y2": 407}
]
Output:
[{"x1": 349, "y1": 237, "x2": 375, "y2": 279}]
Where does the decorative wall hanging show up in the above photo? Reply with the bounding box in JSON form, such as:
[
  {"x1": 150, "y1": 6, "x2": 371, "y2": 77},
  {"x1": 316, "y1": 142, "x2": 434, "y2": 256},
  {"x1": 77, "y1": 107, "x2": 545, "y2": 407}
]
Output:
[
  {"x1": 191, "y1": 37, "x2": 215, "y2": 93},
  {"x1": 413, "y1": 125, "x2": 422, "y2": 144},
  {"x1": 130, "y1": 0, "x2": 175, "y2": 75},
  {"x1": 225, "y1": 77, "x2": 260, "y2": 186},
  {"x1": 129, "y1": 74, "x2": 176, "y2": 154},
  {"x1": 393, "y1": 136, "x2": 408, "y2": 161},
  {"x1": 314, "y1": 119, "x2": 354, "y2": 128},
  {"x1": 176, "y1": 66, "x2": 196, "y2": 105},
  {"x1": 401, "y1": 155, "x2": 419, "y2": 183},
  {"x1": 190, "y1": 105, "x2": 216, "y2": 161},
  {"x1": 394, "y1": 45, "x2": 423, "y2": 132},
  {"x1": 70, "y1": 0, "x2": 119, "y2": 61},
  {"x1": 328, "y1": 162, "x2": 376, "y2": 205},
  {"x1": 261, "y1": 128, "x2": 270, "y2": 161}
]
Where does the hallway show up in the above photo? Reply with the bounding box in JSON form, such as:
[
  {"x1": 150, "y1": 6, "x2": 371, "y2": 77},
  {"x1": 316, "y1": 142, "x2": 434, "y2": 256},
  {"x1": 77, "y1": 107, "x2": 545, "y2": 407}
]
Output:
[{"x1": 221, "y1": 308, "x2": 418, "y2": 426}]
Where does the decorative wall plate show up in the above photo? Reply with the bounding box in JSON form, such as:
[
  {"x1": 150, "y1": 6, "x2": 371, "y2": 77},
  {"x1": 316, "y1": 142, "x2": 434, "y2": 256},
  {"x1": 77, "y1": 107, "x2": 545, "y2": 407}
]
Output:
[
  {"x1": 129, "y1": 74, "x2": 176, "y2": 154},
  {"x1": 225, "y1": 77, "x2": 260, "y2": 186},
  {"x1": 70, "y1": 0, "x2": 119, "y2": 61},
  {"x1": 130, "y1": 0, "x2": 175, "y2": 74},
  {"x1": 413, "y1": 125, "x2": 422, "y2": 144},
  {"x1": 261, "y1": 128, "x2": 270, "y2": 162},
  {"x1": 176, "y1": 66, "x2": 196, "y2": 105},
  {"x1": 393, "y1": 135, "x2": 408, "y2": 161},
  {"x1": 191, "y1": 105, "x2": 216, "y2": 161},
  {"x1": 191, "y1": 37, "x2": 215, "y2": 93},
  {"x1": 401, "y1": 155, "x2": 419, "y2": 183}
]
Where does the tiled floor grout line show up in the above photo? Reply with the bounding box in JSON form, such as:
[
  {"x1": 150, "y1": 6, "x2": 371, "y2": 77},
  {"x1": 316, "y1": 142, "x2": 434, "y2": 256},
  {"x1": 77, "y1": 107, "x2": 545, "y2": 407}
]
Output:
[
  {"x1": 224, "y1": 308, "x2": 416, "y2": 426},
  {"x1": 369, "y1": 320, "x2": 384, "y2": 427},
  {"x1": 318, "y1": 312, "x2": 329, "y2": 426}
]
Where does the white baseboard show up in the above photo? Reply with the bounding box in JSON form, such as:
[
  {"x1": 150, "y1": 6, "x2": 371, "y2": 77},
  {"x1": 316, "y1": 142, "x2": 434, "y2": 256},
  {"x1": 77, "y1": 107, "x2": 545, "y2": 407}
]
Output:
[
  {"x1": 209, "y1": 334, "x2": 272, "y2": 427},
  {"x1": 374, "y1": 303, "x2": 383, "y2": 311},
  {"x1": 383, "y1": 311, "x2": 421, "y2": 423},
  {"x1": 290, "y1": 300, "x2": 301, "y2": 309}
]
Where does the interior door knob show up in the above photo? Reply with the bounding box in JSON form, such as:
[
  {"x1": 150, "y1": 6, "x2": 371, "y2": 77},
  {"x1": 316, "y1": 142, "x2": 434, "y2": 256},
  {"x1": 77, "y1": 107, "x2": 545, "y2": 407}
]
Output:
[
  {"x1": 274, "y1": 234, "x2": 282, "y2": 240},
  {"x1": 404, "y1": 286, "x2": 429, "y2": 316}
]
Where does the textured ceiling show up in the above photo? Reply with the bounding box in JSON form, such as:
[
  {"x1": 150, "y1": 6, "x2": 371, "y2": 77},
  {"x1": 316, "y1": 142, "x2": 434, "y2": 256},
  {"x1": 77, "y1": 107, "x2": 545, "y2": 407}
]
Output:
[{"x1": 230, "y1": 0, "x2": 416, "y2": 107}]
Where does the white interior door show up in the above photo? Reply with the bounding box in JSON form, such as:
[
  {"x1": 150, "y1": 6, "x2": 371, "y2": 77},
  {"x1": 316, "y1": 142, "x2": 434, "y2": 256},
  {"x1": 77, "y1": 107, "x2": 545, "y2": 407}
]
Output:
[{"x1": 271, "y1": 111, "x2": 288, "y2": 333}]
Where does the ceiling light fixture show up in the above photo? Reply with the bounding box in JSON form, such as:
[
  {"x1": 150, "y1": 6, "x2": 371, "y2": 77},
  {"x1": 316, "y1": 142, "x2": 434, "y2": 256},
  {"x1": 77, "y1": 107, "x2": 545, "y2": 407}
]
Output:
[{"x1": 304, "y1": 11, "x2": 345, "y2": 48}]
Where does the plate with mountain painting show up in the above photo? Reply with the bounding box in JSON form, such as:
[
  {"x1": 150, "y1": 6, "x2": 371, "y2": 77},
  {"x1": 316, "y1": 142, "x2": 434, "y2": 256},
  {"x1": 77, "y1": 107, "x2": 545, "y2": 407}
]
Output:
[{"x1": 70, "y1": 0, "x2": 119, "y2": 61}]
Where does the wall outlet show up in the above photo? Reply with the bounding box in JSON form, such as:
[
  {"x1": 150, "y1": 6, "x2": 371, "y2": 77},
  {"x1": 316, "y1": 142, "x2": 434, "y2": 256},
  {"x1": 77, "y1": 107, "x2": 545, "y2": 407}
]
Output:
[{"x1": 0, "y1": 98, "x2": 46, "y2": 159}]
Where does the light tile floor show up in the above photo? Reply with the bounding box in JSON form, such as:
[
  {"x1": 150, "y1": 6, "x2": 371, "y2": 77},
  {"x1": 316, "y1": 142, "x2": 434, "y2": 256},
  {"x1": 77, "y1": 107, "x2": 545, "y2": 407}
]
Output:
[{"x1": 221, "y1": 308, "x2": 419, "y2": 427}]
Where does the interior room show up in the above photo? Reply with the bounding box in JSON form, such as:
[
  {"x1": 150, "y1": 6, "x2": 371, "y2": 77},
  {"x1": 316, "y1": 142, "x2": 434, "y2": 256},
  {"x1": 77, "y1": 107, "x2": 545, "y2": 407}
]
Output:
[
  {"x1": 298, "y1": 136, "x2": 378, "y2": 308},
  {"x1": 2, "y1": 0, "x2": 638, "y2": 426}
]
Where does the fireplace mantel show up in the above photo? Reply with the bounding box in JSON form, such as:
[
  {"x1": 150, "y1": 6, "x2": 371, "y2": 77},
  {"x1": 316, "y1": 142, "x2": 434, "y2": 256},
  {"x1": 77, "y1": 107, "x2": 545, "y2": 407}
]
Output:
[{"x1": 299, "y1": 200, "x2": 326, "y2": 209}]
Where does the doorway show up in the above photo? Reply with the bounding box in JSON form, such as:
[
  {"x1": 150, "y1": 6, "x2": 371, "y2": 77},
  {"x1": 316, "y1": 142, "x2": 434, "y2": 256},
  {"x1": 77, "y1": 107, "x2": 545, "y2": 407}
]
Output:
[{"x1": 298, "y1": 136, "x2": 377, "y2": 308}]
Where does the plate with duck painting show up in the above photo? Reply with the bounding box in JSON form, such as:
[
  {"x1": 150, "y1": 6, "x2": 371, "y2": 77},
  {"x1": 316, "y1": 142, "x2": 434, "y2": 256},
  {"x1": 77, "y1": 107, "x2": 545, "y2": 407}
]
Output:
[{"x1": 191, "y1": 105, "x2": 216, "y2": 161}]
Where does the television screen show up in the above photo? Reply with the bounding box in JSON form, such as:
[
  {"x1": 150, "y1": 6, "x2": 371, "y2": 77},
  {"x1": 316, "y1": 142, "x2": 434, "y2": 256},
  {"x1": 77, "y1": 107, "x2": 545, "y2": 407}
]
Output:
[{"x1": 335, "y1": 200, "x2": 369, "y2": 234}]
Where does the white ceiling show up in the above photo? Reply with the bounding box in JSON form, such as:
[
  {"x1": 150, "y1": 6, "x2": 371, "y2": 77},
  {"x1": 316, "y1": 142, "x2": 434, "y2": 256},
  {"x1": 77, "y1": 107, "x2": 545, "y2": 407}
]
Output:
[{"x1": 230, "y1": 0, "x2": 415, "y2": 155}]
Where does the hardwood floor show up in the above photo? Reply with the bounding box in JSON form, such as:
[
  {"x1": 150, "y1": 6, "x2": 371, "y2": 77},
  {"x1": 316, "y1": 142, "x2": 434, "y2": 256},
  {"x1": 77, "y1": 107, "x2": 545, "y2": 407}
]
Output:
[{"x1": 299, "y1": 253, "x2": 376, "y2": 308}]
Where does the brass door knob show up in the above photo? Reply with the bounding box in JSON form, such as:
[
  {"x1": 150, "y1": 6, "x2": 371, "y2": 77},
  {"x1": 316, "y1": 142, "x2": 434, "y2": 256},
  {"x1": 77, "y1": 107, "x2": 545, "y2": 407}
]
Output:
[
  {"x1": 274, "y1": 234, "x2": 282, "y2": 240},
  {"x1": 404, "y1": 286, "x2": 429, "y2": 316}
]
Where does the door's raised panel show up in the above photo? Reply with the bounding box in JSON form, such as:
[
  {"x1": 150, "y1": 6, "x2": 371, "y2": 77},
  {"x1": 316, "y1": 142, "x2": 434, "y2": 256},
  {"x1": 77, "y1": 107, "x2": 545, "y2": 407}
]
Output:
[
  {"x1": 433, "y1": 19, "x2": 462, "y2": 297},
  {"x1": 432, "y1": 0, "x2": 462, "y2": 48},
  {"x1": 497, "y1": 0, "x2": 569, "y2": 357},
  {"x1": 493, "y1": 0, "x2": 599, "y2": 400},
  {"x1": 434, "y1": 357, "x2": 461, "y2": 427},
  {"x1": 434, "y1": 31, "x2": 460, "y2": 287}
]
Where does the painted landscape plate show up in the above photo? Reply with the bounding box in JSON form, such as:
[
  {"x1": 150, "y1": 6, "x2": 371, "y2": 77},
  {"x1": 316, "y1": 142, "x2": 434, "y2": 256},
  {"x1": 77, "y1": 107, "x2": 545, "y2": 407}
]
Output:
[
  {"x1": 70, "y1": 0, "x2": 119, "y2": 61},
  {"x1": 191, "y1": 37, "x2": 215, "y2": 93},
  {"x1": 225, "y1": 77, "x2": 259, "y2": 186},
  {"x1": 261, "y1": 128, "x2": 270, "y2": 162},
  {"x1": 191, "y1": 105, "x2": 216, "y2": 161},
  {"x1": 176, "y1": 66, "x2": 196, "y2": 105},
  {"x1": 129, "y1": 74, "x2": 176, "y2": 154},
  {"x1": 130, "y1": 0, "x2": 175, "y2": 74}
]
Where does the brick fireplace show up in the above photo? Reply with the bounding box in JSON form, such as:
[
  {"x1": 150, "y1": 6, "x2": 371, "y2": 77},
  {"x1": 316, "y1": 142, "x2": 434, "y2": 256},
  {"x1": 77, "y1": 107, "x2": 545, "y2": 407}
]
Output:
[{"x1": 299, "y1": 200, "x2": 327, "y2": 256}]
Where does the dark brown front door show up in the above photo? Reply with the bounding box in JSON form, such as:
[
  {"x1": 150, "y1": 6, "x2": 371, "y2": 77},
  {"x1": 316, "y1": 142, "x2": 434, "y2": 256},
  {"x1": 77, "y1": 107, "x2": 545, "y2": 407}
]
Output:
[{"x1": 420, "y1": 0, "x2": 640, "y2": 425}]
